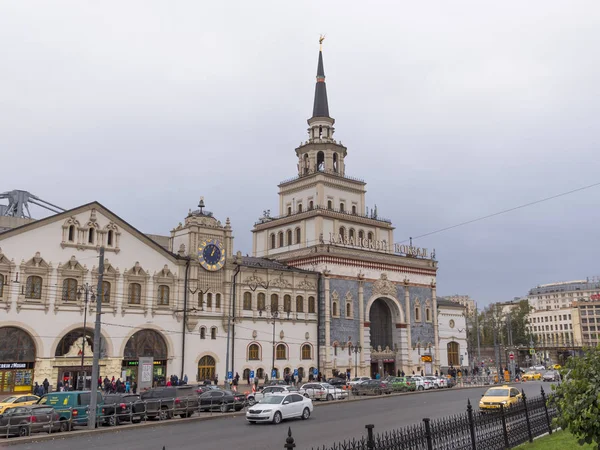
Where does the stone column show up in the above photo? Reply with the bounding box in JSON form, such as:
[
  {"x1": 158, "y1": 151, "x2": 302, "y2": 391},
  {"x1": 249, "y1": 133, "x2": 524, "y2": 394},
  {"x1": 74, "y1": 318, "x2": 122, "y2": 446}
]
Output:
[
  {"x1": 432, "y1": 281, "x2": 440, "y2": 373},
  {"x1": 358, "y1": 279, "x2": 365, "y2": 373},
  {"x1": 404, "y1": 281, "x2": 413, "y2": 374},
  {"x1": 324, "y1": 275, "x2": 331, "y2": 375}
]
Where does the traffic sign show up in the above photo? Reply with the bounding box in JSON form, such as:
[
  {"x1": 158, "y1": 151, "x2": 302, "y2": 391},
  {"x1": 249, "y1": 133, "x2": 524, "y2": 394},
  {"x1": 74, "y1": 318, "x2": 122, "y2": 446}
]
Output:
[
  {"x1": 250, "y1": 370, "x2": 255, "y2": 378},
  {"x1": 313, "y1": 368, "x2": 318, "y2": 376},
  {"x1": 509, "y1": 352, "x2": 514, "y2": 360},
  {"x1": 293, "y1": 369, "x2": 298, "y2": 376},
  {"x1": 227, "y1": 371, "x2": 233, "y2": 380},
  {"x1": 529, "y1": 349, "x2": 535, "y2": 355},
  {"x1": 271, "y1": 369, "x2": 277, "y2": 378}
]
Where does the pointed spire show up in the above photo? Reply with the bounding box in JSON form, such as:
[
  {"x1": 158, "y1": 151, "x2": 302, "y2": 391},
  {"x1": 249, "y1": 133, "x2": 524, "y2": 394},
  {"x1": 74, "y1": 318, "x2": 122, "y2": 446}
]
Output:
[{"x1": 312, "y1": 36, "x2": 330, "y2": 118}]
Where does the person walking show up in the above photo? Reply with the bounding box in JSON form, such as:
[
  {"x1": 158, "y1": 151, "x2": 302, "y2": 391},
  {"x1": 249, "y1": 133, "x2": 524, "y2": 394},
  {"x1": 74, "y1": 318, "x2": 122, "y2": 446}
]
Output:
[
  {"x1": 132, "y1": 381, "x2": 137, "y2": 394},
  {"x1": 42, "y1": 378, "x2": 49, "y2": 394},
  {"x1": 183, "y1": 374, "x2": 188, "y2": 385}
]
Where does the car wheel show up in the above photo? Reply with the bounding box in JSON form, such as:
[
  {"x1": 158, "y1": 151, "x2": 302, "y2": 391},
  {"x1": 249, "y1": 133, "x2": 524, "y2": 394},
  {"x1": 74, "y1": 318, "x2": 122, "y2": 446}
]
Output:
[
  {"x1": 248, "y1": 397, "x2": 256, "y2": 406},
  {"x1": 108, "y1": 415, "x2": 118, "y2": 427},
  {"x1": 303, "y1": 393, "x2": 310, "y2": 398},
  {"x1": 158, "y1": 407, "x2": 170, "y2": 421},
  {"x1": 301, "y1": 408, "x2": 310, "y2": 420},
  {"x1": 418, "y1": 386, "x2": 424, "y2": 391},
  {"x1": 59, "y1": 420, "x2": 69, "y2": 433},
  {"x1": 220, "y1": 403, "x2": 230, "y2": 413},
  {"x1": 272, "y1": 411, "x2": 282, "y2": 425},
  {"x1": 326, "y1": 394, "x2": 333, "y2": 401},
  {"x1": 19, "y1": 426, "x2": 30, "y2": 437},
  {"x1": 374, "y1": 389, "x2": 381, "y2": 395}
]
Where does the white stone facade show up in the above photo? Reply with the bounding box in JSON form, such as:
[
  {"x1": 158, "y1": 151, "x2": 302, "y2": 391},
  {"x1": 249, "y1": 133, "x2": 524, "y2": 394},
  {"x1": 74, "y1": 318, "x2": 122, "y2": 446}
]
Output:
[{"x1": 437, "y1": 300, "x2": 469, "y2": 370}]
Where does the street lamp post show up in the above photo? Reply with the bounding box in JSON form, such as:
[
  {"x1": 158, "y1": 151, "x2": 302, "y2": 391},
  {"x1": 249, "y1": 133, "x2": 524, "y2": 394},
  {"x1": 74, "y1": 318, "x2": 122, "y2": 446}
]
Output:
[
  {"x1": 259, "y1": 307, "x2": 290, "y2": 379},
  {"x1": 77, "y1": 283, "x2": 96, "y2": 391},
  {"x1": 350, "y1": 344, "x2": 362, "y2": 377}
]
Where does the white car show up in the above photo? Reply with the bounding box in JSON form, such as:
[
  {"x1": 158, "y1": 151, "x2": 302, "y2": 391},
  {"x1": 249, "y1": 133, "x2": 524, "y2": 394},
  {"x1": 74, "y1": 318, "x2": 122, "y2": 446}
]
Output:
[
  {"x1": 246, "y1": 385, "x2": 298, "y2": 406},
  {"x1": 424, "y1": 376, "x2": 447, "y2": 388},
  {"x1": 246, "y1": 392, "x2": 313, "y2": 424},
  {"x1": 407, "y1": 376, "x2": 433, "y2": 390},
  {"x1": 348, "y1": 377, "x2": 371, "y2": 386},
  {"x1": 299, "y1": 382, "x2": 348, "y2": 400}
]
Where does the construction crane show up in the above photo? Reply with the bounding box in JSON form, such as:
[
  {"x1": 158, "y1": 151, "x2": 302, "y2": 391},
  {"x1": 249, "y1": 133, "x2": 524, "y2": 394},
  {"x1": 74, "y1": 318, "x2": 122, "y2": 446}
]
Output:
[{"x1": 0, "y1": 190, "x2": 65, "y2": 218}]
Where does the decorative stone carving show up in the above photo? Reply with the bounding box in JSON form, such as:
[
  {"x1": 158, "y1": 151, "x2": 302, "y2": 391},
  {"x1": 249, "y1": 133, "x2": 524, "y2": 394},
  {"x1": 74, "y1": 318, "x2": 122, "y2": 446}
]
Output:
[
  {"x1": 271, "y1": 274, "x2": 292, "y2": 289},
  {"x1": 297, "y1": 278, "x2": 315, "y2": 291},
  {"x1": 279, "y1": 330, "x2": 285, "y2": 340},
  {"x1": 305, "y1": 332, "x2": 310, "y2": 340},
  {"x1": 345, "y1": 291, "x2": 353, "y2": 302},
  {"x1": 252, "y1": 330, "x2": 258, "y2": 339},
  {"x1": 64, "y1": 338, "x2": 93, "y2": 358},
  {"x1": 244, "y1": 274, "x2": 266, "y2": 290},
  {"x1": 331, "y1": 290, "x2": 340, "y2": 301},
  {"x1": 373, "y1": 273, "x2": 397, "y2": 298}
]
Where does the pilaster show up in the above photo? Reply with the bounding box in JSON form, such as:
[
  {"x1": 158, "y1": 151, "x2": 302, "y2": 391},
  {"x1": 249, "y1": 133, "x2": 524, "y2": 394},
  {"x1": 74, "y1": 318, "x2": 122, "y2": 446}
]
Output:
[
  {"x1": 324, "y1": 274, "x2": 331, "y2": 371},
  {"x1": 404, "y1": 281, "x2": 413, "y2": 373},
  {"x1": 432, "y1": 281, "x2": 440, "y2": 372},
  {"x1": 358, "y1": 278, "x2": 365, "y2": 366}
]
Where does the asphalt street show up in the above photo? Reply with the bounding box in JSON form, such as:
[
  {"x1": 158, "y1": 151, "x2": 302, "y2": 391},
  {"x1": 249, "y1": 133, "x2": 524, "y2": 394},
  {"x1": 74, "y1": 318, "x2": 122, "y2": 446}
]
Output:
[{"x1": 0, "y1": 382, "x2": 552, "y2": 450}]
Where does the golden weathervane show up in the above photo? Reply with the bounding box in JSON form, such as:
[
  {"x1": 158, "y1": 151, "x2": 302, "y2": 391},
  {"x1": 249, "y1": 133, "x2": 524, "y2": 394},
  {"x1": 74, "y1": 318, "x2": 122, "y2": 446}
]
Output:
[{"x1": 319, "y1": 34, "x2": 326, "y2": 51}]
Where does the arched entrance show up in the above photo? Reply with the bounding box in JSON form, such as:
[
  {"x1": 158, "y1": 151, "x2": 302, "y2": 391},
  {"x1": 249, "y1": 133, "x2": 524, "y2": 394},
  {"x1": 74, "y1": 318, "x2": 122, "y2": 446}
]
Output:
[
  {"x1": 122, "y1": 329, "x2": 168, "y2": 386},
  {"x1": 55, "y1": 328, "x2": 95, "y2": 390},
  {"x1": 198, "y1": 356, "x2": 216, "y2": 382},
  {"x1": 368, "y1": 298, "x2": 401, "y2": 377},
  {"x1": 0, "y1": 327, "x2": 36, "y2": 394}
]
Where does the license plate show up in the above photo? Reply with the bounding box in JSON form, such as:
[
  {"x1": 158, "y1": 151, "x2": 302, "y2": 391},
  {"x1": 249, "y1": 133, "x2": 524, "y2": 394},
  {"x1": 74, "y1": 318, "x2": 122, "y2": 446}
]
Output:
[
  {"x1": 133, "y1": 416, "x2": 140, "y2": 421},
  {"x1": 43, "y1": 424, "x2": 51, "y2": 428}
]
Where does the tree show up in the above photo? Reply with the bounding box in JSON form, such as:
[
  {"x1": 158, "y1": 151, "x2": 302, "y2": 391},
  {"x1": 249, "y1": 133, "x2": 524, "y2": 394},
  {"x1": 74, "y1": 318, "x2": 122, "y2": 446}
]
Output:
[
  {"x1": 549, "y1": 347, "x2": 600, "y2": 448},
  {"x1": 506, "y1": 299, "x2": 532, "y2": 346}
]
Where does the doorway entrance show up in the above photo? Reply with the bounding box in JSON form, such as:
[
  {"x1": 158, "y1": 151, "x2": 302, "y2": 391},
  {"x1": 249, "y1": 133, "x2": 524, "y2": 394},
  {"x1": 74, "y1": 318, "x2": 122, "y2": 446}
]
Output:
[
  {"x1": 369, "y1": 299, "x2": 393, "y2": 350},
  {"x1": 197, "y1": 356, "x2": 216, "y2": 382},
  {"x1": 59, "y1": 367, "x2": 92, "y2": 390}
]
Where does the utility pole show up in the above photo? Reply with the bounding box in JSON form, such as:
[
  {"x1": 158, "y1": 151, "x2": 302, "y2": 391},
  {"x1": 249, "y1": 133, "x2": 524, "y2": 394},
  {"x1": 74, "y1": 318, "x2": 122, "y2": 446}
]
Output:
[
  {"x1": 475, "y1": 303, "x2": 481, "y2": 364},
  {"x1": 506, "y1": 312, "x2": 513, "y2": 379},
  {"x1": 88, "y1": 247, "x2": 104, "y2": 430}
]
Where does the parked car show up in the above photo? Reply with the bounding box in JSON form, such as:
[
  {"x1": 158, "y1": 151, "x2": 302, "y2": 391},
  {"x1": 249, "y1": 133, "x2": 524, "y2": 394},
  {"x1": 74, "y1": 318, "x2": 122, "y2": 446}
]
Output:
[
  {"x1": 193, "y1": 384, "x2": 218, "y2": 395},
  {"x1": 479, "y1": 386, "x2": 521, "y2": 412},
  {"x1": 0, "y1": 395, "x2": 40, "y2": 414},
  {"x1": 247, "y1": 386, "x2": 298, "y2": 406},
  {"x1": 0, "y1": 405, "x2": 59, "y2": 437},
  {"x1": 387, "y1": 377, "x2": 416, "y2": 392},
  {"x1": 521, "y1": 371, "x2": 542, "y2": 381},
  {"x1": 198, "y1": 389, "x2": 245, "y2": 412},
  {"x1": 246, "y1": 392, "x2": 313, "y2": 424},
  {"x1": 299, "y1": 382, "x2": 347, "y2": 401},
  {"x1": 37, "y1": 391, "x2": 103, "y2": 430},
  {"x1": 542, "y1": 370, "x2": 559, "y2": 382},
  {"x1": 424, "y1": 376, "x2": 447, "y2": 389},
  {"x1": 406, "y1": 376, "x2": 432, "y2": 391},
  {"x1": 100, "y1": 393, "x2": 144, "y2": 426},
  {"x1": 348, "y1": 377, "x2": 371, "y2": 386},
  {"x1": 326, "y1": 378, "x2": 348, "y2": 388},
  {"x1": 264, "y1": 380, "x2": 288, "y2": 387},
  {"x1": 140, "y1": 386, "x2": 200, "y2": 420},
  {"x1": 351, "y1": 379, "x2": 391, "y2": 396}
]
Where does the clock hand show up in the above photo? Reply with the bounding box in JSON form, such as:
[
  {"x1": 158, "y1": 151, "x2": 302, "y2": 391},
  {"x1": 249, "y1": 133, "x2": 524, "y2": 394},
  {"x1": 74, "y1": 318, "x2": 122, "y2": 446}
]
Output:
[{"x1": 211, "y1": 248, "x2": 215, "y2": 257}]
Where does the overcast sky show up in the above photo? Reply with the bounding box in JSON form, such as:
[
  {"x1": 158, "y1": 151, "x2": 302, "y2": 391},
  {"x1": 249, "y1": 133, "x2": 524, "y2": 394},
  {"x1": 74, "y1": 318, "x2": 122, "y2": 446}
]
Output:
[{"x1": 2, "y1": 1, "x2": 599, "y2": 305}]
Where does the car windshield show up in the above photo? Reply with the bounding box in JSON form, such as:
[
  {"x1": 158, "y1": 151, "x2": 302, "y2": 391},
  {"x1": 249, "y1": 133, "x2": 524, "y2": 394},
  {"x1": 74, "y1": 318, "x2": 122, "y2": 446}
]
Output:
[
  {"x1": 259, "y1": 396, "x2": 284, "y2": 405},
  {"x1": 0, "y1": 397, "x2": 16, "y2": 403},
  {"x1": 485, "y1": 389, "x2": 509, "y2": 397},
  {"x1": 320, "y1": 383, "x2": 334, "y2": 389}
]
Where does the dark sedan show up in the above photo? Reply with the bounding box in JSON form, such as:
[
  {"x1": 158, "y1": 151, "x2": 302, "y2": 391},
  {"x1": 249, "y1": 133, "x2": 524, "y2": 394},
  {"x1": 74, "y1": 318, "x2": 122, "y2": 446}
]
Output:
[
  {"x1": 0, "y1": 405, "x2": 59, "y2": 437},
  {"x1": 198, "y1": 390, "x2": 245, "y2": 413},
  {"x1": 101, "y1": 394, "x2": 144, "y2": 426},
  {"x1": 326, "y1": 377, "x2": 348, "y2": 388},
  {"x1": 352, "y1": 379, "x2": 391, "y2": 396}
]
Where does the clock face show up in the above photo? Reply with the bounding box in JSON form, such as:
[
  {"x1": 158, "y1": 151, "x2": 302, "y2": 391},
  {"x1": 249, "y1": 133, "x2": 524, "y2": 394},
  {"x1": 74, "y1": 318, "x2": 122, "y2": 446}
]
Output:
[{"x1": 198, "y1": 239, "x2": 225, "y2": 271}]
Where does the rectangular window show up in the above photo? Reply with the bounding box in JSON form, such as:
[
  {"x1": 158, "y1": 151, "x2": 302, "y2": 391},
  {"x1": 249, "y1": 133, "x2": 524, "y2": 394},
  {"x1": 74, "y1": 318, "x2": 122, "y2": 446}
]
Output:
[
  {"x1": 210, "y1": 328, "x2": 217, "y2": 340},
  {"x1": 25, "y1": 276, "x2": 42, "y2": 299},
  {"x1": 128, "y1": 283, "x2": 141, "y2": 304},
  {"x1": 62, "y1": 278, "x2": 78, "y2": 301},
  {"x1": 158, "y1": 285, "x2": 170, "y2": 306}
]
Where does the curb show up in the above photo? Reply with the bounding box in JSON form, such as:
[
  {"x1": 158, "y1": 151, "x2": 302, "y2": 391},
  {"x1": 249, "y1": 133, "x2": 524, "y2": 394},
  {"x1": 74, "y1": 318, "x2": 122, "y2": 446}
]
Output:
[{"x1": 2, "y1": 382, "x2": 517, "y2": 446}]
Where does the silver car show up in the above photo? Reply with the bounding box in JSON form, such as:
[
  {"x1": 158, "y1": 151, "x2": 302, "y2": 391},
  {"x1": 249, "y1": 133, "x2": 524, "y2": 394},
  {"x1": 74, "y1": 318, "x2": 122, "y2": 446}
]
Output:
[
  {"x1": 542, "y1": 370, "x2": 559, "y2": 382},
  {"x1": 299, "y1": 382, "x2": 348, "y2": 401},
  {"x1": 246, "y1": 386, "x2": 298, "y2": 406}
]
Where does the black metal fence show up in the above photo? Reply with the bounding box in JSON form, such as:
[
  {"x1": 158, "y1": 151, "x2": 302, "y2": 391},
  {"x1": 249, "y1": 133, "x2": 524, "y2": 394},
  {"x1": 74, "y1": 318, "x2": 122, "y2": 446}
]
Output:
[{"x1": 282, "y1": 387, "x2": 556, "y2": 450}]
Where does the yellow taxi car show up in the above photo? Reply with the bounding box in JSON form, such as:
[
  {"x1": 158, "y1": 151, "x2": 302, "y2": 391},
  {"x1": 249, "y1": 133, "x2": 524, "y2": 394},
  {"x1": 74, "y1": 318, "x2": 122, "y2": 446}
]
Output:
[
  {"x1": 0, "y1": 394, "x2": 40, "y2": 414},
  {"x1": 521, "y1": 371, "x2": 542, "y2": 381},
  {"x1": 479, "y1": 386, "x2": 522, "y2": 411},
  {"x1": 552, "y1": 364, "x2": 561, "y2": 370}
]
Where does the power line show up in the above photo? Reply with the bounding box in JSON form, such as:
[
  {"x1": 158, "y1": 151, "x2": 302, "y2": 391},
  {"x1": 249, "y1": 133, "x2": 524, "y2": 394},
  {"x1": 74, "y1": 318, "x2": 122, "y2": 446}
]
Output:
[{"x1": 397, "y1": 180, "x2": 600, "y2": 244}]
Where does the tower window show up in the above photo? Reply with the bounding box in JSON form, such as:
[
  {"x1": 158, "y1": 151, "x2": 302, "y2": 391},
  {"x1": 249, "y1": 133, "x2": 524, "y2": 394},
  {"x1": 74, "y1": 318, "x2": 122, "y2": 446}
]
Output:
[
  {"x1": 327, "y1": 200, "x2": 332, "y2": 210},
  {"x1": 352, "y1": 205, "x2": 357, "y2": 214},
  {"x1": 339, "y1": 203, "x2": 344, "y2": 212},
  {"x1": 317, "y1": 151, "x2": 325, "y2": 171},
  {"x1": 88, "y1": 228, "x2": 95, "y2": 244},
  {"x1": 309, "y1": 200, "x2": 314, "y2": 210},
  {"x1": 107, "y1": 230, "x2": 114, "y2": 246},
  {"x1": 297, "y1": 203, "x2": 303, "y2": 213},
  {"x1": 358, "y1": 230, "x2": 364, "y2": 240},
  {"x1": 333, "y1": 153, "x2": 338, "y2": 172},
  {"x1": 286, "y1": 229, "x2": 292, "y2": 246},
  {"x1": 295, "y1": 228, "x2": 301, "y2": 244},
  {"x1": 270, "y1": 234, "x2": 276, "y2": 249},
  {"x1": 349, "y1": 228, "x2": 355, "y2": 240},
  {"x1": 339, "y1": 227, "x2": 346, "y2": 239},
  {"x1": 287, "y1": 206, "x2": 292, "y2": 215},
  {"x1": 68, "y1": 225, "x2": 75, "y2": 242},
  {"x1": 319, "y1": 125, "x2": 323, "y2": 138},
  {"x1": 278, "y1": 232, "x2": 284, "y2": 248},
  {"x1": 367, "y1": 232, "x2": 374, "y2": 241}
]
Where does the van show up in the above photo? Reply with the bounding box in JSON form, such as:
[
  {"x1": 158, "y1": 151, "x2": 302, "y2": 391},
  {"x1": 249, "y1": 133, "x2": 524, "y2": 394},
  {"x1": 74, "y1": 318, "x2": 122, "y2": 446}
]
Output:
[{"x1": 37, "y1": 391, "x2": 103, "y2": 430}]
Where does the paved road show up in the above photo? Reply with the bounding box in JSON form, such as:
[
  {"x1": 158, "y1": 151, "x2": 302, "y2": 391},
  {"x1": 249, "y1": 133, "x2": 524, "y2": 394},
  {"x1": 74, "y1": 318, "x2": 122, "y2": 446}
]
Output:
[{"x1": 0, "y1": 382, "x2": 551, "y2": 450}]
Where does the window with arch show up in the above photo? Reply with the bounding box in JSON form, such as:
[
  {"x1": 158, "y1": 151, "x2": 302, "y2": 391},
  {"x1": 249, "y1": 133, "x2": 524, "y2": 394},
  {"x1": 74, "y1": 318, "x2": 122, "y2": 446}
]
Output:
[
  {"x1": 124, "y1": 329, "x2": 168, "y2": 359},
  {"x1": 296, "y1": 296, "x2": 304, "y2": 313},
  {"x1": 198, "y1": 292, "x2": 204, "y2": 309},
  {"x1": 333, "y1": 153, "x2": 338, "y2": 172},
  {"x1": 327, "y1": 200, "x2": 333, "y2": 210},
  {"x1": 270, "y1": 234, "x2": 276, "y2": 249},
  {"x1": 339, "y1": 227, "x2": 346, "y2": 239},
  {"x1": 346, "y1": 302, "x2": 352, "y2": 318},
  {"x1": 317, "y1": 151, "x2": 325, "y2": 171},
  {"x1": 158, "y1": 285, "x2": 170, "y2": 306},
  {"x1": 352, "y1": 205, "x2": 357, "y2": 214},
  {"x1": 367, "y1": 232, "x2": 374, "y2": 241},
  {"x1": 0, "y1": 327, "x2": 36, "y2": 361},
  {"x1": 256, "y1": 368, "x2": 265, "y2": 379},
  {"x1": 447, "y1": 342, "x2": 460, "y2": 366},
  {"x1": 248, "y1": 343, "x2": 260, "y2": 360},
  {"x1": 243, "y1": 368, "x2": 250, "y2": 380},
  {"x1": 206, "y1": 293, "x2": 213, "y2": 308},
  {"x1": 200, "y1": 327, "x2": 206, "y2": 339},
  {"x1": 197, "y1": 355, "x2": 216, "y2": 381},
  {"x1": 128, "y1": 283, "x2": 142, "y2": 304},
  {"x1": 287, "y1": 206, "x2": 292, "y2": 215},
  {"x1": 88, "y1": 228, "x2": 95, "y2": 244},
  {"x1": 278, "y1": 232, "x2": 284, "y2": 248},
  {"x1": 243, "y1": 292, "x2": 252, "y2": 310},
  {"x1": 215, "y1": 293, "x2": 221, "y2": 309},
  {"x1": 271, "y1": 294, "x2": 279, "y2": 311},
  {"x1": 276, "y1": 344, "x2": 287, "y2": 360},
  {"x1": 68, "y1": 225, "x2": 75, "y2": 242},
  {"x1": 257, "y1": 293, "x2": 266, "y2": 310},
  {"x1": 62, "y1": 278, "x2": 78, "y2": 302},
  {"x1": 25, "y1": 275, "x2": 42, "y2": 299},
  {"x1": 295, "y1": 228, "x2": 301, "y2": 244},
  {"x1": 309, "y1": 200, "x2": 314, "y2": 210},
  {"x1": 349, "y1": 228, "x2": 355, "y2": 240},
  {"x1": 301, "y1": 344, "x2": 311, "y2": 360},
  {"x1": 358, "y1": 230, "x2": 364, "y2": 240},
  {"x1": 297, "y1": 203, "x2": 303, "y2": 213},
  {"x1": 107, "y1": 230, "x2": 114, "y2": 247},
  {"x1": 286, "y1": 229, "x2": 292, "y2": 246},
  {"x1": 0, "y1": 274, "x2": 4, "y2": 298},
  {"x1": 308, "y1": 296, "x2": 316, "y2": 313},
  {"x1": 415, "y1": 304, "x2": 421, "y2": 322},
  {"x1": 210, "y1": 327, "x2": 217, "y2": 340},
  {"x1": 333, "y1": 343, "x2": 338, "y2": 356},
  {"x1": 332, "y1": 301, "x2": 339, "y2": 317},
  {"x1": 55, "y1": 328, "x2": 93, "y2": 357},
  {"x1": 339, "y1": 203, "x2": 345, "y2": 212},
  {"x1": 101, "y1": 281, "x2": 111, "y2": 304},
  {"x1": 284, "y1": 294, "x2": 292, "y2": 312},
  {"x1": 425, "y1": 307, "x2": 431, "y2": 322}
]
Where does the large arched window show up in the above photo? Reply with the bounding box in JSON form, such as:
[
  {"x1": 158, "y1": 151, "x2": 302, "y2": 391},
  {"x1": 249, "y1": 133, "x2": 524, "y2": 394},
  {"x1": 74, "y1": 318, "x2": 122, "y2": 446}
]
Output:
[
  {"x1": 257, "y1": 293, "x2": 266, "y2": 311},
  {"x1": 296, "y1": 296, "x2": 304, "y2": 313},
  {"x1": 284, "y1": 295, "x2": 292, "y2": 312},
  {"x1": 25, "y1": 275, "x2": 42, "y2": 299},
  {"x1": 447, "y1": 342, "x2": 460, "y2": 366},
  {"x1": 243, "y1": 292, "x2": 252, "y2": 310},
  {"x1": 0, "y1": 327, "x2": 36, "y2": 361},
  {"x1": 62, "y1": 278, "x2": 78, "y2": 301},
  {"x1": 248, "y1": 343, "x2": 260, "y2": 360},
  {"x1": 301, "y1": 344, "x2": 312, "y2": 360},
  {"x1": 270, "y1": 234, "x2": 276, "y2": 249},
  {"x1": 278, "y1": 232, "x2": 284, "y2": 248},
  {"x1": 308, "y1": 296, "x2": 316, "y2": 313},
  {"x1": 124, "y1": 329, "x2": 168, "y2": 359},
  {"x1": 198, "y1": 355, "x2": 216, "y2": 381},
  {"x1": 206, "y1": 293, "x2": 213, "y2": 308},
  {"x1": 55, "y1": 328, "x2": 94, "y2": 357},
  {"x1": 271, "y1": 294, "x2": 279, "y2": 311},
  {"x1": 276, "y1": 344, "x2": 287, "y2": 360},
  {"x1": 128, "y1": 283, "x2": 142, "y2": 304}
]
